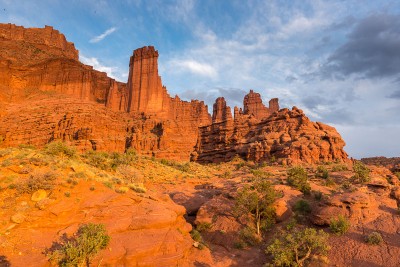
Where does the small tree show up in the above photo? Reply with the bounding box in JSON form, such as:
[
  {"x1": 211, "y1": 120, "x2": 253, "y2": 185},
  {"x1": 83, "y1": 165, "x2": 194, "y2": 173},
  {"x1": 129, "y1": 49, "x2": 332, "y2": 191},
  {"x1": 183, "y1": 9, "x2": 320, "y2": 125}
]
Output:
[
  {"x1": 234, "y1": 178, "x2": 276, "y2": 236},
  {"x1": 267, "y1": 227, "x2": 330, "y2": 267},
  {"x1": 49, "y1": 223, "x2": 110, "y2": 267},
  {"x1": 353, "y1": 161, "x2": 370, "y2": 183},
  {"x1": 287, "y1": 167, "x2": 311, "y2": 194}
]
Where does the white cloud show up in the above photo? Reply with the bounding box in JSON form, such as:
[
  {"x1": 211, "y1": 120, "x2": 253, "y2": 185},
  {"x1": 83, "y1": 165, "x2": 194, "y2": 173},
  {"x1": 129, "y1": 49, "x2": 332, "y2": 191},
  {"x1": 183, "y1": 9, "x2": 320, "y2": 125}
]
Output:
[
  {"x1": 80, "y1": 55, "x2": 118, "y2": 80},
  {"x1": 170, "y1": 59, "x2": 217, "y2": 78},
  {"x1": 89, "y1": 27, "x2": 117, "y2": 43}
]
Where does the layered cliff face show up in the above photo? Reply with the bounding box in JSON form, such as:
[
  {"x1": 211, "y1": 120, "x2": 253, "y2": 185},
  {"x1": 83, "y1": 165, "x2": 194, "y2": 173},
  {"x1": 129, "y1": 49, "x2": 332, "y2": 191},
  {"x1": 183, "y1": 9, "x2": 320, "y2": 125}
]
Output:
[
  {"x1": 0, "y1": 25, "x2": 211, "y2": 160},
  {"x1": 123, "y1": 46, "x2": 211, "y2": 159},
  {"x1": 193, "y1": 93, "x2": 349, "y2": 164},
  {"x1": 0, "y1": 23, "x2": 127, "y2": 109}
]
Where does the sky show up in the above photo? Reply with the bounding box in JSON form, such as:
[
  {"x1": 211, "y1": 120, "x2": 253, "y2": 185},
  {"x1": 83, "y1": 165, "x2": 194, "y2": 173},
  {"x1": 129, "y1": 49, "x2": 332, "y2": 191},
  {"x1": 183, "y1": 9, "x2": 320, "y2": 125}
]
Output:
[{"x1": 1, "y1": 0, "x2": 399, "y2": 159}]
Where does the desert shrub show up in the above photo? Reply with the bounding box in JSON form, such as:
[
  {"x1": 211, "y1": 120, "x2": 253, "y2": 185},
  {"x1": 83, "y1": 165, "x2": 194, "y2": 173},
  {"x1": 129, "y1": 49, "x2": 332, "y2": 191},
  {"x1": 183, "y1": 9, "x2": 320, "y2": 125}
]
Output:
[
  {"x1": 109, "y1": 152, "x2": 136, "y2": 168},
  {"x1": 0, "y1": 148, "x2": 13, "y2": 158},
  {"x1": 251, "y1": 169, "x2": 271, "y2": 179},
  {"x1": 353, "y1": 161, "x2": 370, "y2": 183},
  {"x1": 190, "y1": 229, "x2": 206, "y2": 250},
  {"x1": 235, "y1": 161, "x2": 247, "y2": 170},
  {"x1": 16, "y1": 171, "x2": 57, "y2": 193},
  {"x1": 115, "y1": 186, "x2": 129, "y2": 194},
  {"x1": 45, "y1": 141, "x2": 76, "y2": 158},
  {"x1": 69, "y1": 172, "x2": 87, "y2": 180},
  {"x1": 128, "y1": 183, "x2": 146, "y2": 193},
  {"x1": 221, "y1": 171, "x2": 232, "y2": 178},
  {"x1": 267, "y1": 227, "x2": 330, "y2": 267},
  {"x1": 18, "y1": 144, "x2": 36, "y2": 150},
  {"x1": 325, "y1": 177, "x2": 336, "y2": 187},
  {"x1": 103, "y1": 181, "x2": 113, "y2": 189},
  {"x1": 178, "y1": 162, "x2": 191, "y2": 173},
  {"x1": 82, "y1": 151, "x2": 111, "y2": 170},
  {"x1": 196, "y1": 222, "x2": 212, "y2": 232},
  {"x1": 287, "y1": 166, "x2": 311, "y2": 194},
  {"x1": 332, "y1": 164, "x2": 348, "y2": 172},
  {"x1": 1, "y1": 159, "x2": 12, "y2": 167},
  {"x1": 48, "y1": 223, "x2": 110, "y2": 267},
  {"x1": 117, "y1": 165, "x2": 143, "y2": 183},
  {"x1": 330, "y1": 215, "x2": 350, "y2": 235},
  {"x1": 234, "y1": 178, "x2": 276, "y2": 236},
  {"x1": 293, "y1": 199, "x2": 312, "y2": 214},
  {"x1": 82, "y1": 150, "x2": 133, "y2": 170},
  {"x1": 239, "y1": 226, "x2": 261, "y2": 247},
  {"x1": 316, "y1": 166, "x2": 329, "y2": 179},
  {"x1": 365, "y1": 232, "x2": 383, "y2": 245},
  {"x1": 160, "y1": 158, "x2": 171, "y2": 166},
  {"x1": 64, "y1": 191, "x2": 71, "y2": 197},
  {"x1": 314, "y1": 190, "x2": 323, "y2": 201},
  {"x1": 190, "y1": 229, "x2": 202, "y2": 242}
]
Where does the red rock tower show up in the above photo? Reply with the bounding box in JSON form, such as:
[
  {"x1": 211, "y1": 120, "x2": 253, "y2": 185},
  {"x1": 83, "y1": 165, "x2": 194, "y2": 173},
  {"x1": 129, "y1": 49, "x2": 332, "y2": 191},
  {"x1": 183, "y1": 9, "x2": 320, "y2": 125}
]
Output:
[
  {"x1": 212, "y1": 97, "x2": 232, "y2": 123},
  {"x1": 243, "y1": 90, "x2": 279, "y2": 120},
  {"x1": 126, "y1": 46, "x2": 169, "y2": 115}
]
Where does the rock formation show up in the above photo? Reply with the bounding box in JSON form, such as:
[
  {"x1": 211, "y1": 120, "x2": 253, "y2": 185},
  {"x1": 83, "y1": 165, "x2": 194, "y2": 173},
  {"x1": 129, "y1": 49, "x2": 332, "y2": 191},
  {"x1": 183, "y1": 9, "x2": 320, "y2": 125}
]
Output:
[
  {"x1": 0, "y1": 25, "x2": 211, "y2": 160},
  {"x1": 243, "y1": 90, "x2": 279, "y2": 120},
  {"x1": 194, "y1": 94, "x2": 348, "y2": 164},
  {"x1": 212, "y1": 97, "x2": 232, "y2": 123},
  {"x1": 0, "y1": 23, "x2": 127, "y2": 109},
  {"x1": 0, "y1": 23, "x2": 349, "y2": 164}
]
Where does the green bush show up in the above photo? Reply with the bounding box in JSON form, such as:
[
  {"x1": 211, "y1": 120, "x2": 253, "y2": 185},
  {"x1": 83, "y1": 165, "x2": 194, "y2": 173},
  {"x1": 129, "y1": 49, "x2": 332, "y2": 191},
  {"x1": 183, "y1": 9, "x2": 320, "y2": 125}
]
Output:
[
  {"x1": 293, "y1": 199, "x2": 312, "y2": 214},
  {"x1": 234, "y1": 178, "x2": 276, "y2": 236},
  {"x1": 330, "y1": 215, "x2": 350, "y2": 235},
  {"x1": 190, "y1": 229, "x2": 206, "y2": 250},
  {"x1": 45, "y1": 141, "x2": 76, "y2": 158},
  {"x1": 251, "y1": 169, "x2": 271, "y2": 179},
  {"x1": 48, "y1": 223, "x2": 110, "y2": 267},
  {"x1": 316, "y1": 166, "x2": 329, "y2": 179},
  {"x1": 332, "y1": 164, "x2": 348, "y2": 172},
  {"x1": 82, "y1": 151, "x2": 135, "y2": 171},
  {"x1": 353, "y1": 161, "x2": 370, "y2": 183},
  {"x1": 287, "y1": 166, "x2": 311, "y2": 194},
  {"x1": 196, "y1": 222, "x2": 212, "y2": 232},
  {"x1": 267, "y1": 227, "x2": 330, "y2": 267},
  {"x1": 115, "y1": 186, "x2": 129, "y2": 194},
  {"x1": 365, "y1": 232, "x2": 383, "y2": 245},
  {"x1": 314, "y1": 191, "x2": 323, "y2": 201}
]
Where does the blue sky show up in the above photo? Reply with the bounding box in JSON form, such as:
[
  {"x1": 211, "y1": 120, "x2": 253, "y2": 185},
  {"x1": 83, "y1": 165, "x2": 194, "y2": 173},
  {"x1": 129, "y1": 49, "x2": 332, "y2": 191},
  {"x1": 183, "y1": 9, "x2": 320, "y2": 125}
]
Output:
[{"x1": 1, "y1": 0, "x2": 400, "y2": 159}]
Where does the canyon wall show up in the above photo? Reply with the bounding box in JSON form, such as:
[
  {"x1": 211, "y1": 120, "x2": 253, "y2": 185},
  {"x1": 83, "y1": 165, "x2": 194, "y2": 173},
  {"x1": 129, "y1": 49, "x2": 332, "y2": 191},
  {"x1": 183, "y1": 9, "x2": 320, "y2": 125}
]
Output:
[{"x1": 0, "y1": 23, "x2": 127, "y2": 110}]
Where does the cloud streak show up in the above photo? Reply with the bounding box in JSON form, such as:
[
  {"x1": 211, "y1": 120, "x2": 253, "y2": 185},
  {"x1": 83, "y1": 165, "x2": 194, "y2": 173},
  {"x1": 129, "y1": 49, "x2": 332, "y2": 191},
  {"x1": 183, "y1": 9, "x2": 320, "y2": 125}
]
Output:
[
  {"x1": 169, "y1": 59, "x2": 217, "y2": 78},
  {"x1": 80, "y1": 55, "x2": 118, "y2": 80},
  {"x1": 90, "y1": 27, "x2": 117, "y2": 43}
]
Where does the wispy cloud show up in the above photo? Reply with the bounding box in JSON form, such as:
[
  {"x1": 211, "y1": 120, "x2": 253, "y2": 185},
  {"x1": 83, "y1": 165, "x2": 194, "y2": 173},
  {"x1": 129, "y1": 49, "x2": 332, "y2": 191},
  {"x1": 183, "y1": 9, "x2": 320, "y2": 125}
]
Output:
[
  {"x1": 170, "y1": 59, "x2": 217, "y2": 78},
  {"x1": 80, "y1": 55, "x2": 118, "y2": 80},
  {"x1": 89, "y1": 27, "x2": 117, "y2": 43}
]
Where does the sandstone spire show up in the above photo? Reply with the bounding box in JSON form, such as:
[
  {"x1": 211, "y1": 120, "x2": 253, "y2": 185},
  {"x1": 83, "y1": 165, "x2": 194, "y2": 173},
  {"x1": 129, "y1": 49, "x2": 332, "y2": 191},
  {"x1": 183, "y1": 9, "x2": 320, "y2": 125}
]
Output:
[
  {"x1": 212, "y1": 97, "x2": 232, "y2": 123},
  {"x1": 126, "y1": 46, "x2": 169, "y2": 115}
]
